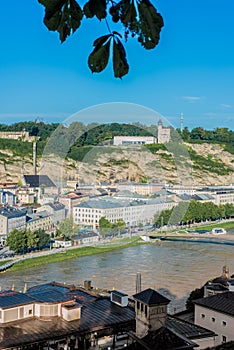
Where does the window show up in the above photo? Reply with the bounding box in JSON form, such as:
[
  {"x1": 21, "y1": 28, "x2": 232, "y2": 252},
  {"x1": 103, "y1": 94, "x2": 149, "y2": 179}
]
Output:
[
  {"x1": 201, "y1": 313, "x2": 205, "y2": 319},
  {"x1": 211, "y1": 317, "x2": 215, "y2": 322},
  {"x1": 222, "y1": 336, "x2": 227, "y2": 343},
  {"x1": 222, "y1": 321, "x2": 227, "y2": 326}
]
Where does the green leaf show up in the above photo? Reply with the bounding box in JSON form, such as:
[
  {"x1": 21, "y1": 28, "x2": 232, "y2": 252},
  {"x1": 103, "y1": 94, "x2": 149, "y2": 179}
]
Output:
[
  {"x1": 120, "y1": 0, "x2": 137, "y2": 29},
  {"x1": 113, "y1": 37, "x2": 129, "y2": 79},
  {"x1": 83, "y1": 0, "x2": 107, "y2": 20},
  {"x1": 137, "y1": 0, "x2": 164, "y2": 49},
  {"x1": 38, "y1": 0, "x2": 83, "y2": 42},
  {"x1": 88, "y1": 35, "x2": 112, "y2": 73}
]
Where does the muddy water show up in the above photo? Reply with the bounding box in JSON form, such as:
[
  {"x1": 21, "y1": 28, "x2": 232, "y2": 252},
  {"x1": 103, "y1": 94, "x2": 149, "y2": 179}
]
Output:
[{"x1": 1, "y1": 231, "x2": 234, "y2": 311}]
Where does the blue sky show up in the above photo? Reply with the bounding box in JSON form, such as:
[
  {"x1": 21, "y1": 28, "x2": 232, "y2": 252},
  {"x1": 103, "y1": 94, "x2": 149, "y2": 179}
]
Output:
[{"x1": 0, "y1": 0, "x2": 234, "y2": 130}]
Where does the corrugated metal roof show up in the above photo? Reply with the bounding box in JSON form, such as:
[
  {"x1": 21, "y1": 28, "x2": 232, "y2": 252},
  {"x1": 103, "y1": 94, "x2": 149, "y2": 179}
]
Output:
[
  {"x1": 194, "y1": 291, "x2": 234, "y2": 316},
  {"x1": 27, "y1": 283, "x2": 97, "y2": 304},
  {"x1": 0, "y1": 297, "x2": 135, "y2": 348},
  {"x1": 0, "y1": 291, "x2": 35, "y2": 309},
  {"x1": 166, "y1": 316, "x2": 216, "y2": 339}
]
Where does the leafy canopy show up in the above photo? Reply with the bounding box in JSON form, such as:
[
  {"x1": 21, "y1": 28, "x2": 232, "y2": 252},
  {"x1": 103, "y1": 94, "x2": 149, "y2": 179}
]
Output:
[{"x1": 38, "y1": 0, "x2": 164, "y2": 78}]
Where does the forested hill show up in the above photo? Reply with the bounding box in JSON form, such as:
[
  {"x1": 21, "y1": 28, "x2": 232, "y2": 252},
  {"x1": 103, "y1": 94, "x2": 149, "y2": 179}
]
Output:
[{"x1": 0, "y1": 120, "x2": 234, "y2": 148}]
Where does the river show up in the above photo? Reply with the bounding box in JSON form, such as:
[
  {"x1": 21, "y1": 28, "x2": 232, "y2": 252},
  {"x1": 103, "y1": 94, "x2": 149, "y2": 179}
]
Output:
[{"x1": 1, "y1": 230, "x2": 234, "y2": 312}]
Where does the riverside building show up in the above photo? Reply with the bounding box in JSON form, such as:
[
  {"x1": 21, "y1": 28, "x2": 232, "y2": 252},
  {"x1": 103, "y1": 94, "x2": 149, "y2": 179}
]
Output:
[{"x1": 73, "y1": 197, "x2": 175, "y2": 230}]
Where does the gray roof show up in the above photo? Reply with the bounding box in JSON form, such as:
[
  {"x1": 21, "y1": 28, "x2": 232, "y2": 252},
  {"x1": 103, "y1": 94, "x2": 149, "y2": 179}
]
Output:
[
  {"x1": 0, "y1": 283, "x2": 135, "y2": 348},
  {"x1": 24, "y1": 175, "x2": 56, "y2": 188},
  {"x1": 133, "y1": 288, "x2": 170, "y2": 306},
  {"x1": 75, "y1": 198, "x2": 124, "y2": 209},
  {"x1": 0, "y1": 291, "x2": 35, "y2": 309},
  {"x1": 194, "y1": 291, "x2": 234, "y2": 316},
  {"x1": 27, "y1": 282, "x2": 97, "y2": 304},
  {"x1": 75, "y1": 196, "x2": 174, "y2": 210},
  {"x1": 44, "y1": 202, "x2": 65, "y2": 210},
  {"x1": 166, "y1": 316, "x2": 216, "y2": 339},
  {"x1": 26, "y1": 210, "x2": 51, "y2": 222},
  {"x1": 0, "y1": 206, "x2": 26, "y2": 218},
  {"x1": 131, "y1": 326, "x2": 196, "y2": 350}
]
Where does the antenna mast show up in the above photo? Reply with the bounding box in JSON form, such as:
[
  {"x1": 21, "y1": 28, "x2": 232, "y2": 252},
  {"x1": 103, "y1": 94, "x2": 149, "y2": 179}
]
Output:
[{"x1": 180, "y1": 112, "x2": 184, "y2": 132}]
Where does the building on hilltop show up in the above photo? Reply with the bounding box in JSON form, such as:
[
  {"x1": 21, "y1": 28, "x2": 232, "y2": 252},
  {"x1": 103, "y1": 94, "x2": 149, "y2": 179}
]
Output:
[
  {"x1": 113, "y1": 120, "x2": 171, "y2": 146},
  {"x1": 113, "y1": 135, "x2": 157, "y2": 146},
  {"x1": 157, "y1": 119, "x2": 171, "y2": 144},
  {"x1": 0, "y1": 130, "x2": 37, "y2": 142}
]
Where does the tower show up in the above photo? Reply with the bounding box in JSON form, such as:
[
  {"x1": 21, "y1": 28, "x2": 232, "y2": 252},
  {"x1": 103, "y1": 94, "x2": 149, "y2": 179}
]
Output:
[
  {"x1": 157, "y1": 119, "x2": 170, "y2": 144},
  {"x1": 180, "y1": 112, "x2": 184, "y2": 132},
  {"x1": 133, "y1": 288, "x2": 170, "y2": 338}
]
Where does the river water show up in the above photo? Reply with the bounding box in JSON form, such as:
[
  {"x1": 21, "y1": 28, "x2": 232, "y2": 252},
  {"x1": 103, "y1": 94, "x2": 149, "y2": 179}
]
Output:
[{"x1": 1, "y1": 230, "x2": 234, "y2": 311}]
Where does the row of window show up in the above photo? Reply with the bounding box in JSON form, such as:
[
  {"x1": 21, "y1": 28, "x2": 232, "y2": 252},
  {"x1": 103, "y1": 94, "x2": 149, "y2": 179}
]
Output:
[{"x1": 201, "y1": 313, "x2": 227, "y2": 326}]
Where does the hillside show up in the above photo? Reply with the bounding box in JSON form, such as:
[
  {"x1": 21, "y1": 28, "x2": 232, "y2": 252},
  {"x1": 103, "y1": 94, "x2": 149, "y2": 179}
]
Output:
[{"x1": 1, "y1": 141, "x2": 234, "y2": 186}]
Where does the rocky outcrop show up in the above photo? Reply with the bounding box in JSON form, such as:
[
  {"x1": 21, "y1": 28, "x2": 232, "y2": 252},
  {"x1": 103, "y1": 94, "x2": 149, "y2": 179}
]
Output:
[{"x1": 0, "y1": 143, "x2": 233, "y2": 186}]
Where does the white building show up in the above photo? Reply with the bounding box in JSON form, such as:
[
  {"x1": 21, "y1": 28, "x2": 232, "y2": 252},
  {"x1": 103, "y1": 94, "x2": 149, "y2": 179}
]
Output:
[
  {"x1": 113, "y1": 136, "x2": 156, "y2": 146},
  {"x1": 0, "y1": 206, "x2": 26, "y2": 237},
  {"x1": 199, "y1": 187, "x2": 234, "y2": 206},
  {"x1": 194, "y1": 291, "x2": 234, "y2": 346},
  {"x1": 39, "y1": 202, "x2": 66, "y2": 225},
  {"x1": 73, "y1": 197, "x2": 175, "y2": 230}
]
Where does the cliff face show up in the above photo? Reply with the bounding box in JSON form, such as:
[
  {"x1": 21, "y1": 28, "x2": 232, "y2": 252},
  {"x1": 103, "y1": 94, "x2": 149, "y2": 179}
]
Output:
[{"x1": 1, "y1": 143, "x2": 234, "y2": 186}]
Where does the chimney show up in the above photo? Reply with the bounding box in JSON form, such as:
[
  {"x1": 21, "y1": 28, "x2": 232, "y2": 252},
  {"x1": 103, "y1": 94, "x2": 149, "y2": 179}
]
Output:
[
  {"x1": 23, "y1": 283, "x2": 28, "y2": 293},
  {"x1": 84, "y1": 280, "x2": 92, "y2": 290},
  {"x1": 136, "y1": 272, "x2": 141, "y2": 293},
  {"x1": 33, "y1": 141, "x2": 37, "y2": 176},
  {"x1": 222, "y1": 265, "x2": 229, "y2": 279},
  {"x1": 11, "y1": 283, "x2": 15, "y2": 291}
]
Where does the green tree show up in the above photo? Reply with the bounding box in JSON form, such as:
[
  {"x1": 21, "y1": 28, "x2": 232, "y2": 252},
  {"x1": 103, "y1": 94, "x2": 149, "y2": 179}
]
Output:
[
  {"x1": 58, "y1": 218, "x2": 75, "y2": 239},
  {"x1": 186, "y1": 286, "x2": 205, "y2": 312},
  {"x1": 154, "y1": 209, "x2": 172, "y2": 227},
  {"x1": 112, "y1": 219, "x2": 126, "y2": 235},
  {"x1": 6, "y1": 229, "x2": 28, "y2": 254},
  {"x1": 224, "y1": 203, "x2": 234, "y2": 218},
  {"x1": 27, "y1": 230, "x2": 39, "y2": 248},
  {"x1": 35, "y1": 229, "x2": 50, "y2": 248},
  {"x1": 99, "y1": 217, "x2": 112, "y2": 237},
  {"x1": 181, "y1": 126, "x2": 190, "y2": 141},
  {"x1": 38, "y1": 0, "x2": 164, "y2": 78}
]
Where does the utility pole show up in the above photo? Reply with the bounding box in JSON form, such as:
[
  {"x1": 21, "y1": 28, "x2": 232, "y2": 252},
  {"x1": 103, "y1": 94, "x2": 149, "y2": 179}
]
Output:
[{"x1": 33, "y1": 141, "x2": 37, "y2": 176}]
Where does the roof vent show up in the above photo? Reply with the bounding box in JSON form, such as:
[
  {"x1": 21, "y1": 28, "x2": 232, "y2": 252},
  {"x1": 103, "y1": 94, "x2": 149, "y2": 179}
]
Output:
[{"x1": 111, "y1": 290, "x2": 128, "y2": 307}]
